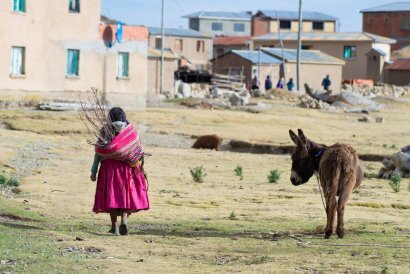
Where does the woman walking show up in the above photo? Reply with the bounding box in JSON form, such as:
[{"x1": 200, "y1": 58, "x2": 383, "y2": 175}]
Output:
[{"x1": 90, "y1": 107, "x2": 149, "y2": 235}]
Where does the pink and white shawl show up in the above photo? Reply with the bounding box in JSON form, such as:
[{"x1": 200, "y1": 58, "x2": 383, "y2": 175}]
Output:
[{"x1": 95, "y1": 124, "x2": 143, "y2": 164}]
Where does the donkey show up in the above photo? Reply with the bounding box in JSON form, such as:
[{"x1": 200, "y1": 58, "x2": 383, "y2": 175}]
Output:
[{"x1": 289, "y1": 129, "x2": 363, "y2": 238}]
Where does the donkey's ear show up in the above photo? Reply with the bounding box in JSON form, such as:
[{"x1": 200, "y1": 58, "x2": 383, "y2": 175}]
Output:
[
  {"x1": 289, "y1": 130, "x2": 299, "y2": 145},
  {"x1": 297, "y1": 129, "x2": 308, "y2": 146}
]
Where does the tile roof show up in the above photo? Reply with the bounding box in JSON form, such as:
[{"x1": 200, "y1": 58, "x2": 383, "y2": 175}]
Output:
[
  {"x1": 232, "y1": 50, "x2": 282, "y2": 64},
  {"x1": 148, "y1": 27, "x2": 211, "y2": 38},
  {"x1": 182, "y1": 11, "x2": 252, "y2": 21},
  {"x1": 386, "y1": 59, "x2": 410, "y2": 70},
  {"x1": 214, "y1": 36, "x2": 251, "y2": 46},
  {"x1": 257, "y1": 10, "x2": 337, "y2": 21},
  {"x1": 360, "y1": 2, "x2": 410, "y2": 13},
  {"x1": 100, "y1": 24, "x2": 149, "y2": 42},
  {"x1": 261, "y1": 48, "x2": 345, "y2": 65},
  {"x1": 253, "y1": 32, "x2": 396, "y2": 44}
]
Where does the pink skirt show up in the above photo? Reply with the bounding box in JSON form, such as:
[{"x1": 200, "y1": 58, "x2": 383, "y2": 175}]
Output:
[{"x1": 93, "y1": 158, "x2": 150, "y2": 213}]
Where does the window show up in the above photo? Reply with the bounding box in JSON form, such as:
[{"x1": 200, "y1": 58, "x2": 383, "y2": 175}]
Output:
[
  {"x1": 10, "y1": 47, "x2": 25, "y2": 75},
  {"x1": 189, "y1": 18, "x2": 199, "y2": 31},
  {"x1": 302, "y1": 45, "x2": 311, "y2": 50},
  {"x1": 234, "y1": 23, "x2": 245, "y2": 32},
  {"x1": 69, "y1": 0, "x2": 80, "y2": 13},
  {"x1": 13, "y1": 0, "x2": 25, "y2": 12},
  {"x1": 117, "y1": 52, "x2": 129, "y2": 78},
  {"x1": 280, "y1": 20, "x2": 291, "y2": 29},
  {"x1": 312, "y1": 21, "x2": 324, "y2": 31},
  {"x1": 384, "y1": 16, "x2": 389, "y2": 25},
  {"x1": 401, "y1": 16, "x2": 410, "y2": 30},
  {"x1": 343, "y1": 46, "x2": 357, "y2": 59},
  {"x1": 155, "y1": 37, "x2": 162, "y2": 49},
  {"x1": 67, "y1": 49, "x2": 80, "y2": 76},
  {"x1": 211, "y1": 22, "x2": 223, "y2": 31},
  {"x1": 175, "y1": 39, "x2": 183, "y2": 52},
  {"x1": 197, "y1": 40, "x2": 205, "y2": 52}
]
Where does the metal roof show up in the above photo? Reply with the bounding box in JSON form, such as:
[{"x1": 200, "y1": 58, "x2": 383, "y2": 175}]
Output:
[
  {"x1": 182, "y1": 11, "x2": 251, "y2": 21},
  {"x1": 258, "y1": 10, "x2": 337, "y2": 21},
  {"x1": 253, "y1": 32, "x2": 396, "y2": 44},
  {"x1": 360, "y1": 2, "x2": 410, "y2": 13},
  {"x1": 232, "y1": 50, "x2": 282, "y2": 65},
  {"x1": 261, "y1": 48, "x2": 345, "y2": 65},
  {"x1": 386, "y1": 59, "x2": 410, "y2": 70},
  {"x1": 366, "y1": 48, "x2": 387, "y2": 56},
  {"x1": 148, "y1": 48, "x2": 179, "y2": 59},
  {"x1": 148, "y1": 27, "x2": 211, "y2": 38}
]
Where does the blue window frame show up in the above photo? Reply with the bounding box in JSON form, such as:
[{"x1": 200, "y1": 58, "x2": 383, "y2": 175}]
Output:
[
  {"x1": 13, "y1": 0, "x2": 25, "y2": 12},
  {"x1": 117, "y1": 52, "x2": 129, "y2": 78},
  {"x1": 69, "y1": 0, "x2": 80, "y2": 12},
  {"x1": 343, "y1": 45, "x2": 357, "y2": 59},
  {"x1": 234, "y1": 23, "x2": 245, "y2": 32},
  {"x1": 212, "y1": 22, "x2": 223, "y2": 31},
  {"x1": 67, "y1": 49, "x2": 80, "y2": 76}
]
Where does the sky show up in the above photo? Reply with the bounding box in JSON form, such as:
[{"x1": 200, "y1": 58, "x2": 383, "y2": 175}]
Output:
[{"x1": 100, "y1": 0, "x2": 395, "y2": 32}]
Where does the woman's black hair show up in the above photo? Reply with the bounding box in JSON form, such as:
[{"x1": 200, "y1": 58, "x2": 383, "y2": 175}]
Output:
[{"x1": 108, "y1": 107, "x2": 128, "y2": 124}]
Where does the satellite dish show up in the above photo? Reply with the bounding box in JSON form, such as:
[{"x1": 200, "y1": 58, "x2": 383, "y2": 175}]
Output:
[{"x1": 102, "y1": 26, "x2": 114, "y2": 48}]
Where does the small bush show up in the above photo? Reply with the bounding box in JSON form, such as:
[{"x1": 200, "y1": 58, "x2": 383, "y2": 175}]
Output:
[
  {"x1": 267, "y1": 170, "x2": 281, "y2": 183},
  {"x1": 189, "y1": 166, "x2": 207, "y2": 183},
  {"x1": 382, "y1": 144, "x2": 388, "y2": 148},
  {"x1": 234, "y1": 165, "x2": 244, "y2": 180},
  {"x1": 229, "y1": 211, "x2": 237, "y2": 220},
  {"x1": 390, "y1": 144, "x2": 397, "y2": 149},
  {"x1": 0, "y1": 175, "x2": 20, "y2": 187},
  {"x1": 389, "y1": 174, "x2": 401, "y2": 193}
]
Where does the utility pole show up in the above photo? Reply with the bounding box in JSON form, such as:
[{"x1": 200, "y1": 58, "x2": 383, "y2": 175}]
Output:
[
  {"x1": 160, "y1": 0, "x2": 165, "y2": 94},
  {"x1": 296, "y1": 0, "x2": 302, "y2": 91}
]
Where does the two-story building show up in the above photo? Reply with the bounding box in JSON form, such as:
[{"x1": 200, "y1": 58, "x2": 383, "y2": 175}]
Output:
[
  {"x1": 148, "y1": 27, "x2": 213, "y2": 70},
  {"x1": 183, "y1": 11, "x2": 252, "y2": 37},
  {"x1": 361, "y1": 2, "x2": 410, "y2": 50},
  {"x1": 251, "y1": 10, "x2": 338, "y2": 36},
  {"x1": 0, "y1": 0, "x2": 148, "y2": 109}
]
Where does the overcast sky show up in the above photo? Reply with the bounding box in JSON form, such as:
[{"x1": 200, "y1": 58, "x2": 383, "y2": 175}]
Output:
[{"x1": 101, "y1": 0, "x2": 393, "y2": 32}]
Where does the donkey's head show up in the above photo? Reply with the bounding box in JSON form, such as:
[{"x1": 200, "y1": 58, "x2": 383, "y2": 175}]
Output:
[{"x1": 289, "y1": 129, "x2": 320, "y2": 186}]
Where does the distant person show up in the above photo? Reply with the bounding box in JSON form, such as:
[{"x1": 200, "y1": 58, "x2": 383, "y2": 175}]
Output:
[
  {"x1": 265, "y1": 76, "x2": 273, "y2": 91},
  {"x1": 251, "y1": 76, "x2": 260, "y2": 90},
  {"x1": 287, "y1": 78, "x2": 295, "y2": 91},
  {"x1": 276, "y1": 77, "x2": 284, "y2": 89},
  {"x1": 322, "y1": 74, "x2": 331, "y2": 91}
]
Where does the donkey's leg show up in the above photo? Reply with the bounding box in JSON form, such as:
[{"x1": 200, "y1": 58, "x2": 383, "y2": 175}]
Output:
[
  {"x1": 325, "y1": 196, "x2": 337, "y2": 239},
  {"x1": 336, "y1": 179, "x2": 355, "y2": 238}
]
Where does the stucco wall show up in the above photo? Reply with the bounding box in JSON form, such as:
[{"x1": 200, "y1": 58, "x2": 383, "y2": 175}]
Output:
[
  {"x1": 198, "y1": 18, "x2": 251, "y2": 37},
  {"x1": 147, "y1": 58, "x2": 178, "y2": 94},
  {"x1": 149, "y1": 35, "x2": 212, "y2": 69}
]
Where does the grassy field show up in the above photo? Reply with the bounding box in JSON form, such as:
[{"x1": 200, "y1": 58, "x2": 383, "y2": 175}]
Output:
[{"x1": 0, "y1": 98, "x2": 409, "y2": 273}]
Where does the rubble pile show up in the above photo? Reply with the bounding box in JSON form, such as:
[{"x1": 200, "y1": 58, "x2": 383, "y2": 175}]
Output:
[
  {"x1": 299, "y1": 95, "x2": 330, "y2": 110},
  {"x1": 378, "y1": 145, "x2": 410, "y2": 179},
  {"x1": 342, "y1": 83, "x2": 410, "y2": 97}
]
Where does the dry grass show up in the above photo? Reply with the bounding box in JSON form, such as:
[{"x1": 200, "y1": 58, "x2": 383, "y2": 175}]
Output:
[{"x1": 0, "y1": 99, "x2": 409, "y2": 273}]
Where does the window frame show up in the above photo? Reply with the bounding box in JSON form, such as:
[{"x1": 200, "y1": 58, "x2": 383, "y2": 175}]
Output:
[
  {"x1": 343, "y1": 45, "x2": 357, "y2": 60},
  {"x1": 312, "y1": 21, "x2": 324, "y2": 31},
  {"x1": 13, "y1": 0, "x2": 26, "y2": 13},
  {"x1": 66, "y1": 49, "x2": 80, "y2": 77},
  {"x1": 175, "y1": 39, "x2": 183, "y2": 52},
  {"x1": 279, "y1": 20, "x2": 292, "y2": 30},
  {"x1": 10, "y1": 46, "x2": 26, "y2": 76},
  {"x1": 233, "y1": 23, "x2": 245, "y2": 32},
  {"x1": 117, "y1": 52, "x2": 129, "y2": 79},
  {"x1": 211, "y1": 22, "x2": 223, "y2": 31},
  {"x1": 196, "y1": 40, "x2": 205, "y2": 53},
  {"x1": 400, "y1": 16, "x2": 410, "y2": 30},
  {"x1": 68, "y1": 0, "x2": 80, "y2": 13},
  {"x1": 155, "y1": 37, "x2": 162, "y2": 49}
]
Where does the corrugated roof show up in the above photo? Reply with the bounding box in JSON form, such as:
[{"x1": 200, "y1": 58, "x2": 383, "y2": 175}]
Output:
[
  {"x1": 232, "y1": 50, "x2": 282, "y2": 64},
  {"x1": 261, "y1": 48, "x2": 345, "y2": 65},
  {"x1": 214, "y1": 36, "x2": 251, "y2": 46},
  {"x1": 148, "y1": 27, "x2": 211, "y2": 38},
  {"x1": 386, "y1": 59, "x2": 410, "y2": 70},
  {"x1": 258, "y1": 10, "x2": 337, "y2": 21},
  {"x1": 360, "y1": 2, "x2": 410, "y2": 13},
  {"x1": 148, "y1": 48, "x2": 179, "y2": 59},
  {"x1": 366, "y1": 48, "x2": 387, "y2": 56},
  {"x1": 182, "y1": 11, "x2": 251, "y2": 21},
  {"x1": 253, "y1": 32, "x2": 396, "y2": 44}
]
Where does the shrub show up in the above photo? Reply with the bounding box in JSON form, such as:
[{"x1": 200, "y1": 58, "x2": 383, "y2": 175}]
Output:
[
  {"x1": 234, "y1": 165, "x2": 244, "y2": 180},
  {"x1": 229, "y1": 211, "x2": 237, "y2": 220},
  {"x1": 389, "y1": 174, "x2": 401, "y2": 193},
  {"x1": 267, "y1": 170, "x2": 281, "y2": 183},
  {"x1": 0, "y1": 175, "x2": 20, "y2": 187},
  {"x1": 189, "y1": 165, "x2": 207, "y2": 183}
]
